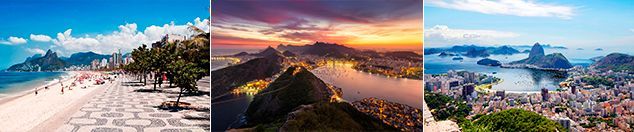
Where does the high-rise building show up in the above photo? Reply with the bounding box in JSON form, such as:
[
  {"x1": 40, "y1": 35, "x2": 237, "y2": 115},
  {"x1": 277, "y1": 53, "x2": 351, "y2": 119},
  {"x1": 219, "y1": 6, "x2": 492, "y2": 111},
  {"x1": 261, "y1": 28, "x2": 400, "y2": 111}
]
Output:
[
  {"x1": 91, "y1": 59, "x2": 100, "y2": 70},
  {"x1": 496, "y1": 90, "x2": 505, "y2": 99},
  {"x1": 557, "y1": 118, "x2": 571, "y2": 130},
  {"x1": 100, "y1": 58, "x2": 108, "y2": 68},
  {"x1": 463, "y1": 83, "x2": 475, "y2": 100},
  {"x1": 111, "y1": 49, "x2": 123, "y2": 68},
  {"x1": 541, "y1": 88, "x2": 549, "y2": 101}
]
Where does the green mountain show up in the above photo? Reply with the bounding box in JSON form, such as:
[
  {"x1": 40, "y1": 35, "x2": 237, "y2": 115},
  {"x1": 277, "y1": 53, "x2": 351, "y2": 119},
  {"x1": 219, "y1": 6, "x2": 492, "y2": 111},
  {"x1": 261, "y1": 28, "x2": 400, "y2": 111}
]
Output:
[
  {"x1": 63, "y1": 51, "x2": 111, "y2": 66},
  {"x1": 7, "y1": 49, "x2": 66, "y2": 72},
  {"x1": 592, "y1": 53, "x2": 634, "y2": 72}
]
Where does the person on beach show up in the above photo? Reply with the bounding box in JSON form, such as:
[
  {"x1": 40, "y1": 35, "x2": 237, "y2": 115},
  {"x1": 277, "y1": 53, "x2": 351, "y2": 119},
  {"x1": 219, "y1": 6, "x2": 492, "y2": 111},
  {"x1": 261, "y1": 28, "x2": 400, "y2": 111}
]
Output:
[{"x1": 60, "y1": 78, "x2": 64, "y2": 94}]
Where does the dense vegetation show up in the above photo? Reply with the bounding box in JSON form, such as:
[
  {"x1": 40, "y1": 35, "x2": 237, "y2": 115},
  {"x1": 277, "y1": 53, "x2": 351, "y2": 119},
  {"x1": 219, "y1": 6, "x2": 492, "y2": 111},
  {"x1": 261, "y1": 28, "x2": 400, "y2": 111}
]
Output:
[
  {"x1": 461, "y1": 109, "x2": 567, "y2": 131},
  {"x1": 424, "y1": 92, "x2": 471, "y2": 121},
  {"x1": 582, "y1": 76, "x2": 614, "y2": 87}
]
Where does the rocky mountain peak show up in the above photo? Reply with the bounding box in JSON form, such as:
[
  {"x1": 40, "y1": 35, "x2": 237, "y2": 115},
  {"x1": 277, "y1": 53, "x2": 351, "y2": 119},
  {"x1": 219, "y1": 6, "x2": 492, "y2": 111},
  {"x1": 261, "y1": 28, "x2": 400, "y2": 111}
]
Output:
[{"x1": 529, "y1": 42, "x2": 545, "y2": 59}]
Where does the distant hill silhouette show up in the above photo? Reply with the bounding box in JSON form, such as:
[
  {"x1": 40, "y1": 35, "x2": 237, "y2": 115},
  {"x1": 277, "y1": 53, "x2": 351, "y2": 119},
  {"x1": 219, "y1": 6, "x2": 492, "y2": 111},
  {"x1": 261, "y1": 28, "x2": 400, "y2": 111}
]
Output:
[
  {"x1": 8, "y1": 49, "x2": 66, "y2": 71},
  {"x1": 64, "y1": 51, "x2": 111, "y2": 66}
]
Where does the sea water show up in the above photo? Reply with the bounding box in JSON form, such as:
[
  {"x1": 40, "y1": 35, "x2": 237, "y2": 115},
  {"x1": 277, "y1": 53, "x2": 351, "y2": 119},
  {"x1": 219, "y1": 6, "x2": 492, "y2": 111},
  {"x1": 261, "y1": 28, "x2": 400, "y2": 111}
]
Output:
[
  {"x1": 0, "y1": 72, "x2": 67, "y2": 98},
  {"x1": 424, "y1": 48, "x2": 628, "y2": 92}
]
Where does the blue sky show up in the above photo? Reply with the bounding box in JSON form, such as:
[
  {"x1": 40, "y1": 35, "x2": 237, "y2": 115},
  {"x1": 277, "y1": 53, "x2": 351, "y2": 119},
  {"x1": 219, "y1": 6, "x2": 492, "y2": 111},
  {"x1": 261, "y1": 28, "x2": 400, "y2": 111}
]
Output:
[
  {"x1": 0, "y1": 0, "x2": 209, "y2": 69},
  {"x1": 424, "y1": 0, "x2": 634, "y2": 49}
]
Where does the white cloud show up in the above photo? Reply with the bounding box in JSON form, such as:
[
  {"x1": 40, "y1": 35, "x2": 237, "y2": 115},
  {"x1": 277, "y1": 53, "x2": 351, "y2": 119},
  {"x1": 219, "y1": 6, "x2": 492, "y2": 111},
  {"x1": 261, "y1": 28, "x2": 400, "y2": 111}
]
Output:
[
  {"x1": 51, "y1": 17, "x2": 210, "y2": 55},
  {"x1": 30, "y1": 34, "x2": 53, "y2": 42},
  {"x1": 26, "y1": 48, "x2": 46, "y2": 55},
  {"x1": 425, "y1": 25, "x2": 519, "y2": 46},
  {"x1": 426, "y1": 0, "x2": 575, "y2": 19},
  {"x1": 0, "y1": 36, "x2": 28, "y2": 45}
]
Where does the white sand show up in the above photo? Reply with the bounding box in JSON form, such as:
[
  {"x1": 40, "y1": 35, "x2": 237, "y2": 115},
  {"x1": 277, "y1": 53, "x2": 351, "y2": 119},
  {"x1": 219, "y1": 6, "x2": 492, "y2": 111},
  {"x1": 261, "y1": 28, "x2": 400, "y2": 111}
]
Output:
[{"x1": 0, "y1": 71, "x2": 111, "y2": 131}]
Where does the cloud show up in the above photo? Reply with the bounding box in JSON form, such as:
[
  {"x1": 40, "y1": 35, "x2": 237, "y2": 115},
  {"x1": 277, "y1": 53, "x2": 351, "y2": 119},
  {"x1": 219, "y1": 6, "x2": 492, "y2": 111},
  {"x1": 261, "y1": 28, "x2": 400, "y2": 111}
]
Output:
[
  {"x1": 50, "y1": 17, "x2": 209, "y2": 55},
  {"x1": 211, "y1": 1, "x2": 422, "y2": 49},
  {"x1": 426, "y1": 0, "x2": 575, "y2": 19},
  {"x1": 630, "y1": 28, "x2": 634, "y2": 33},
  {"x1": 212, "y1": 0, "x2": 422, "y2": 24},
  {"x1": 425, "y1": 25, "x2": 519, "y2": 46},
  {"x1": 26, "y1": 48, "x2": 46, "y2": 55},
  {"x1": 30, "y1": 34, "x2": 53, "y2": 42},
  {"x1": 0, "y1": 36, "x2": 28, "y2": 45}
]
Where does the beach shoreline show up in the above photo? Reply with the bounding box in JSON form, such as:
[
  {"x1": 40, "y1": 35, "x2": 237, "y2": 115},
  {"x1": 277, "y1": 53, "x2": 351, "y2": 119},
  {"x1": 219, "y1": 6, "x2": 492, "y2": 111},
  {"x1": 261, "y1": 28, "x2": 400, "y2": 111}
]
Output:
[
  {"x1": 0, "y1": 71, "x2": 110, "y2": 131},
  {"x1": 0, "y1": 71, "x2": 73, "y2": 106}
]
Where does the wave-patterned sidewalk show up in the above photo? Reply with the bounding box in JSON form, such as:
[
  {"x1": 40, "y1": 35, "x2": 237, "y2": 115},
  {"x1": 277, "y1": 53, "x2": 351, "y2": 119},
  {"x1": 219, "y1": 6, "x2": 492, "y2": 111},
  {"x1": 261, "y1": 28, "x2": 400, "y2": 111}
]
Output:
[{"x1": 55, "y1": 76, "x2": 210, "y2": 132}]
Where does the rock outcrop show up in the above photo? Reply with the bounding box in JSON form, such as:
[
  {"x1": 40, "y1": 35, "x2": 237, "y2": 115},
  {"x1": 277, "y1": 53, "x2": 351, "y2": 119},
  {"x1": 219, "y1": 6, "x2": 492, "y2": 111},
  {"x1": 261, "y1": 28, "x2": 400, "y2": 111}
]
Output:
[
  {"x1": 7, "y1": 49, "x2": 67, "y2": 71},
  {"x1": 508, "y1": 43, "x2": 572, "y2": 69}
]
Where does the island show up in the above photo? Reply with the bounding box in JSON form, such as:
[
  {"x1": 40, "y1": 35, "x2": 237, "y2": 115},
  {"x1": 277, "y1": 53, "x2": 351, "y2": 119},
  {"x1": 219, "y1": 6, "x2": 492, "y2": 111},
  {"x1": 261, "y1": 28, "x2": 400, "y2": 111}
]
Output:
[
  {"x1": 503, "y1": 43, "x2": 573, "y2": 70},
  {"x1": 424, "y1": 45, "x2": 521, "y2": 57},
  {"x1": 477, "y1": 58, "x2": 501, "y2": 66}
]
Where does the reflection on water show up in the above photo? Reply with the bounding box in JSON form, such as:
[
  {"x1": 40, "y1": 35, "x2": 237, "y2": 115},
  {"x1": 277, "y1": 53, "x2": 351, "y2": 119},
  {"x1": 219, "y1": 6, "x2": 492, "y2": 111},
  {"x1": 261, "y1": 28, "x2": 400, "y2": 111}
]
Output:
[
  {"x1": 311, "y1": 61, "x2": 423, "y2": 108},
  {"x1": 211, "y1": 60, "x2": 424, "y2": 130},
  {"x1": 211, "y1": 94, "x2": 254, "y2": 131}
]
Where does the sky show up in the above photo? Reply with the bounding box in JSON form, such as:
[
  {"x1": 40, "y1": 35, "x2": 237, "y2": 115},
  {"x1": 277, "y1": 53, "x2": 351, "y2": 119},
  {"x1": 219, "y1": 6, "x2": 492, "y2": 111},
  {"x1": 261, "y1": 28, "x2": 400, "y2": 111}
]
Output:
[
  {"x1": 211, "y1": 0, "x2": 423, "y2": 51},
  {"x1": 0, "y1": 0, "x2": 209, "y2": 69},
  {"x1": 424, "y1": 0, "x2": 634, "y2": 49}
]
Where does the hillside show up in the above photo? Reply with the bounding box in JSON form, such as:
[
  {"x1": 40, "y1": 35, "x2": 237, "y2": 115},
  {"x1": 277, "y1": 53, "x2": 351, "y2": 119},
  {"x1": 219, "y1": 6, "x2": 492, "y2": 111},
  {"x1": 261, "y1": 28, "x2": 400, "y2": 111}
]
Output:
[
  {"x1": 244, "y1": 66, "x2": 395, "y2": 131},
  {"x1": 279, "y1": 102, "x2": 397, "y2": 131},
  {"x1": 210, "y1": 53, "x2": 285, "y2": 98},
  {"x1": 245, "y1": 66, "x2": 332, "y2": 124},
  {"x1": 592, "y1": 53, "x2": 634, "y2": 72},
  {"x1": 64, "y1": 51, "x2": 111, "y2": 66},
  {"x1": 464, "y1": 109, "x2": 567, "y2": 131}
]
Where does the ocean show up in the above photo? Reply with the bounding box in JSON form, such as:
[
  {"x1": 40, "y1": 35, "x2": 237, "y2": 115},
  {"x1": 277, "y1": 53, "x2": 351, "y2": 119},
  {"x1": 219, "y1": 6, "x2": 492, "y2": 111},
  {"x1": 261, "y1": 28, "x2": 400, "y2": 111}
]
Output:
[
  {"x1": 424, "y1": 47, "x2": 629, "y2": 92},
  {"x1": 0, "y1": 72, "x2": 67, "y2": 98}
]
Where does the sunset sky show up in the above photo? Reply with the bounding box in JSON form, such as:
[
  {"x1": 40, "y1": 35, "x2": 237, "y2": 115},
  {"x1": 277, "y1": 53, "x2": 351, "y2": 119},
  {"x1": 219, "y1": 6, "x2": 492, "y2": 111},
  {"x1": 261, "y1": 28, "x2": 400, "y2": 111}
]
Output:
[{"x1": 211, "y1": 0, "x2": 423, "y2": 51}]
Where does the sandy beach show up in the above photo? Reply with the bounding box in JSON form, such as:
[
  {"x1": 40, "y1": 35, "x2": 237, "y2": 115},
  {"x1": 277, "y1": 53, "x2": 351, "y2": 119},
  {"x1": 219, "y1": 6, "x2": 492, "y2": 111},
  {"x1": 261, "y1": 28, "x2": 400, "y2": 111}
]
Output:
[
  {"x1": 0, "y1": 71, "x2": 110, "y2": 131},
  {"x1": 0, "y1": 71, "x2": 210, "y2": 131}
]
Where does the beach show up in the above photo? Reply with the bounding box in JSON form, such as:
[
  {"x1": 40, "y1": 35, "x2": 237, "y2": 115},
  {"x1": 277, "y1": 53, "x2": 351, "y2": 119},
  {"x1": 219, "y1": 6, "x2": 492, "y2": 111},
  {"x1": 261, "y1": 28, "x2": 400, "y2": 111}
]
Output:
[
  {"x1": 0, "y1": 71, "x2": 108, "y2": 131},
  {"x1": 0, "y1": 71, "x2": 211, "y2": 131}
]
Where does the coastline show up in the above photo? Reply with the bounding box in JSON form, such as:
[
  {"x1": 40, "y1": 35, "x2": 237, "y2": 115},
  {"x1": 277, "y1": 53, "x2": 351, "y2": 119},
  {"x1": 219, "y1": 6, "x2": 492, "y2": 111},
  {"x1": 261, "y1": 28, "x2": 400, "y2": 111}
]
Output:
[
  {"x1": 0, "y1": 71, "x2": 72, "y2": 106},
  {"x1": 0, "y1": 71, "x2": 106, "y2": 131}
]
